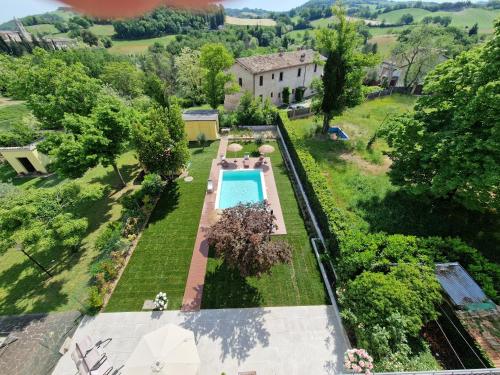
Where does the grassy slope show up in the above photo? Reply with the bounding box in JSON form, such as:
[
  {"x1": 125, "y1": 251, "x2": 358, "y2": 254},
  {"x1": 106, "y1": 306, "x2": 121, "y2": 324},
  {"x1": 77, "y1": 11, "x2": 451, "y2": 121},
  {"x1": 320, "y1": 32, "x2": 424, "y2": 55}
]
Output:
[
  {"x1": 25, "y1": 24, "x2": 59, "y2": 34},
  {"x1": 377, "y1": 8, "x2": 433, "y2": 24},
  {"x1": 377, "y1": 8, "x2": 500, "y2": 33},
  {"x1": 0, "y1": 102, "x2": 32, "y2": 131},
  {"x1": 0, "y1": 152, "x2": 140, "y2": 315},
  {"x1": 289, "y1": 95, "x2": 499, "y2": 262},
  {"x1": 202, "y1": 141, "x2": 328, "y2": 309},
  {"x1": 225, "y1": 15, "x2": 276, "y2": 26},
  {"x1": 108, "y1": 35, "x2": 176, "y2": 55},
  {"x1": 106, "y1": 142, "x2": 219, "y2": 311}
]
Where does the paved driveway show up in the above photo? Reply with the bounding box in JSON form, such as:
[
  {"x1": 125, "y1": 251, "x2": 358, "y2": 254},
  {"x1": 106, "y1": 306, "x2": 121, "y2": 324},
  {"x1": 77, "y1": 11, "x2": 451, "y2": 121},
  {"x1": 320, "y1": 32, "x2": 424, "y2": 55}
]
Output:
[{"x1": 52, "y1": 305, "x2": 348, "y2": 375}]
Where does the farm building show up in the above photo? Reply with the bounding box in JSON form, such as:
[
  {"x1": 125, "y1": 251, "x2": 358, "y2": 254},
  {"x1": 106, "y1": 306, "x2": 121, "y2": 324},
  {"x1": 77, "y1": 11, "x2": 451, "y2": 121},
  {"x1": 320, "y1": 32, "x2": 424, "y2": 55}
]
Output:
[
  {"x1": 0, "y1": 141, "x2": 50, "y2": 174},
  {"x1": 182, "y1": 110, "x2": 219, "y2": 142},
  {"x1": 224, "y1": 49, "x2": 326, "y2": 110}
]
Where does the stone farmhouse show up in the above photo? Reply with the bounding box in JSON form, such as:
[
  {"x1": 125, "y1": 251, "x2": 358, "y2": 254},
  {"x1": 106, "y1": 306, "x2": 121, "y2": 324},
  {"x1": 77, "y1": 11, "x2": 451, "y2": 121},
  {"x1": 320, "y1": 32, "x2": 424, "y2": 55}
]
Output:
[{"x1": 224, "y1": 49, "x2": 326, "y2": 110}]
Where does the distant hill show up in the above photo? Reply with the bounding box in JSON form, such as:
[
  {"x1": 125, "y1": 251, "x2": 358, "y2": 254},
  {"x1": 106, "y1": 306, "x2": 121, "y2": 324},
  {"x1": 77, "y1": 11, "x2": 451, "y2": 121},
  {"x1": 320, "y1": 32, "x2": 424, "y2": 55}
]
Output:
[
  {"x1": 0, "y1": 8, "x2": 77, "y2": 31},
  {"x1": 225, "y1": 7, "x2": 275, "y2": 18}
]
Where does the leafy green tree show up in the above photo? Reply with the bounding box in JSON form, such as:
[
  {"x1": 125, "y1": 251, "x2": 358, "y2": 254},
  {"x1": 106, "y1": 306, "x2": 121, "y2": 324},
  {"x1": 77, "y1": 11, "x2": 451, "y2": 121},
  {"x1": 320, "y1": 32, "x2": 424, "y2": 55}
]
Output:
[
  {"x1": 381, "y1": 22, "x2": 500, "y2": 212},
  {"x1": 316, "y1": 4, "x2": 375, "y2": 133},
  {"x1": 143, "y1": 73, "x2": 169, "y2": 108},
  {"x1": 174, "y1": 47, "x2": 205, "y2": 105},
  {"x1": 399, "y1": 13, "x2": 414, "y2": 25},
  {"x1": 469, "y1": 22, "x2": 479, "y2": 36},
  {"x1": 101, "y1": 37, "x2": 113, "y2": 49},
  {"x1": 41, "y1": 94, "x2": 133, "y2": 187},
  {"x1": 200, "y1": 43, "x2": 236, "y2": 109},
  {"x1": 100, "y1": 61, "x2": 144, "y2": 98},
  {"x1": 391, "y1": 25, "x2": 453, "y2": 90},
  {"x1": 340, "y1": 265, "x2": 441, "y2": 360},
  {"x1": 0, "y1": 182, "x2": 103, "y2": 277},
  {"x1": 80, "y1": 29, "x2": 99, "y2": 46},
  {"x1": 132, "y1": 103, "x2": 189, "y2": 178},
  {"x1": 10, "y1": 49, "x2": 101, "y2": 129}
]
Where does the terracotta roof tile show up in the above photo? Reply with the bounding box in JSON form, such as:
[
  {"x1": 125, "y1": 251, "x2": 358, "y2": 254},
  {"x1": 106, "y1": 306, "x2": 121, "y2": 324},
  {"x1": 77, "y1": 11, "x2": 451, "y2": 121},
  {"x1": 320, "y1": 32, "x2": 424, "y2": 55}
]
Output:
[{"x1": 236, "y1": 49, "x2": 326, "y2": 74}]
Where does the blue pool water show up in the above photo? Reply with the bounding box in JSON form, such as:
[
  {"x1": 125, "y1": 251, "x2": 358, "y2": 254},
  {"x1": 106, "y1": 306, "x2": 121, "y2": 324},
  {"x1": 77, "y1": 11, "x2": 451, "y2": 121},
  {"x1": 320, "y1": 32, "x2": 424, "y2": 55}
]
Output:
[{"x1": 217, "y1": 169, "x2": 266, "y2": 209}]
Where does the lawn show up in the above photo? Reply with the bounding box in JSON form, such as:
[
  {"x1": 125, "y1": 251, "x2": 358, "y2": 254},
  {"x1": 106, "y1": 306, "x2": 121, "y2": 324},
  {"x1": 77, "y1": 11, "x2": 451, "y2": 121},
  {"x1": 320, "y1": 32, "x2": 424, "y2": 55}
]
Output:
[
  {"x1": 89, "y1": 24, "x2": 116, "y2": 37},
  {"x1": 0, "y1": 152, "x2": 141, "y2": 315},
  {"x1": 108, "y1": 35, "x2": 176, "y2": 55},
  {"x1": 0, "y1": 101, "x2": 33, "y2": 131},
  {"x1": 105, "y1": 142, "x2": 220, "y2": 311},
  {"x1": 288, "y1": 94, "x2": 499, "y2": 263},
  {"x1": 201, "y1": 140, "x2": 328, "y2": 308}
]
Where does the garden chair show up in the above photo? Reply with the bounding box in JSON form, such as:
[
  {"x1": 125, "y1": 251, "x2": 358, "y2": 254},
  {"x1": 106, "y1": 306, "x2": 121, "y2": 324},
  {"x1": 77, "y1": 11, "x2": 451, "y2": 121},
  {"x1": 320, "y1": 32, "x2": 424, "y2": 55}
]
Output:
[{"x1": 207, "y1": 179, "x2": 214, "y2": 193}]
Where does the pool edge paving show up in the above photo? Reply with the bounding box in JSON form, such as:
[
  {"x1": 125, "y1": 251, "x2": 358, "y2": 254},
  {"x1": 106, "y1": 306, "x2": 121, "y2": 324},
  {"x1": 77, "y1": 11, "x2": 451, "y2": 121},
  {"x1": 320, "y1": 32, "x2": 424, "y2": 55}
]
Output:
[{"x1": 181, "y1": 138, "x2": 287, "y2": 312}]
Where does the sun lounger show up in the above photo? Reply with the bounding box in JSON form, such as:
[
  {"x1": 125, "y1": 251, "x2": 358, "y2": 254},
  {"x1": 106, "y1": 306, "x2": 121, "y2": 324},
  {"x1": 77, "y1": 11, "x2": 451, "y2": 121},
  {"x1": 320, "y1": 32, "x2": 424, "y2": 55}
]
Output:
[{"x1": 207, "y1": 179, "x2": 214, "y2": 193}]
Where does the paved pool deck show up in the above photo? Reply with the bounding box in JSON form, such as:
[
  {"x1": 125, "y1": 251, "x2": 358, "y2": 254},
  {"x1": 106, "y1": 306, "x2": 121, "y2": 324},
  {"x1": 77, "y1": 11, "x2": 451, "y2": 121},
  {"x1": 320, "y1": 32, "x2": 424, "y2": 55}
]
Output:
[
  {"x1": 181, "y1": 138, "x2": 286, "y2": 311},
  {"x1": 51, "y1": 305, "x2": 348, "y2": 375}
]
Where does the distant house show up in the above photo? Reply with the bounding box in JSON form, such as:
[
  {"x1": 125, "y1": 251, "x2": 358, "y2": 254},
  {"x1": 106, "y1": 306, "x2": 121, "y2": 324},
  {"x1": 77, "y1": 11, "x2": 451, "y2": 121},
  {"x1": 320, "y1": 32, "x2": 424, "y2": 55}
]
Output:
[
  {"x1": 182, "y1": 110, "x2": 219, "y2": 142},
  {"x1": 224, "y1": 49, "x2": 326, "y2": 110},
  {"x1": 0, "y1": 18, "x2": 75, "y2": 51},
  {"x1": 0, "y1": 141, "x2": 50, "y2": 175}
]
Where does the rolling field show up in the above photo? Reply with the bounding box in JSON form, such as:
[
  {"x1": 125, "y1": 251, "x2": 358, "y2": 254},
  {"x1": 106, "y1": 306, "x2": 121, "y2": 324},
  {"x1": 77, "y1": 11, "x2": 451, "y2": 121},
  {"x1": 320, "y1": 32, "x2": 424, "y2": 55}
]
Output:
[
  {"x1": 377, "y1": 8, "x2": 433, "y2": 24},
  {"x1": 89, "y1": 24, "x2": 116, "y2": 37},
  {"x1": 108, "y1": 35, "x2": 176, "y2": 54},
  {"x1": 225, "y1": 15, "x2": 276, "y2": 26},
  {"x1": 369, "y1": 34, "x2": 398, "y2": 58},
  {"x1": 377, "y1": 8, "x2": 499, "y2": 33},
  {"x1": 25, "y1": 24, "x2": 59, "y2": 34}
]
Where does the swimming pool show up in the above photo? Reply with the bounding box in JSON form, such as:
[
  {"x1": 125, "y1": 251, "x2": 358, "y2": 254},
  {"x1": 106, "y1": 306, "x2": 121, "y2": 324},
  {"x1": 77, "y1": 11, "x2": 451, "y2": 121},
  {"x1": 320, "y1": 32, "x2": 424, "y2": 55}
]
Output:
[{"x1": 215, "y1": 169, "x2": 267, "y2": 209}]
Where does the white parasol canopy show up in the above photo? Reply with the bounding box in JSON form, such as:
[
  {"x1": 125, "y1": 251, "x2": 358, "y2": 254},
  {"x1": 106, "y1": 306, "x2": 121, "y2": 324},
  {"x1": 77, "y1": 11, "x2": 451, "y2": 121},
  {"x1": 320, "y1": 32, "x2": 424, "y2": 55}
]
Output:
[
  {"x1": 258, "y1": 144, "x2": 275, "y2": 155},
  {"x1": 123, "y1": 324, "x2": 200, "y2": 375}
]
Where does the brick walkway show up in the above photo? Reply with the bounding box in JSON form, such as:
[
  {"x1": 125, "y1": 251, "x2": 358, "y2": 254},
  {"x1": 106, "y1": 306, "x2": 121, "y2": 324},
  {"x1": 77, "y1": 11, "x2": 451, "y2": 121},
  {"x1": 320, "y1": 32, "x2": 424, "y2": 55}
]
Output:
[{"x1": 181, "y1": 138, "x2": 287, "y2": 311}]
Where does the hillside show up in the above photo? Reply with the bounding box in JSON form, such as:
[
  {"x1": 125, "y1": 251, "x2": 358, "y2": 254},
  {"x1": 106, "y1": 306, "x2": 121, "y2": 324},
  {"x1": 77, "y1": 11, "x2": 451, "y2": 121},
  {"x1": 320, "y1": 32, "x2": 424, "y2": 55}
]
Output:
[{"x1": 377, "y1": 7, "x2": 500, "y2": 32}]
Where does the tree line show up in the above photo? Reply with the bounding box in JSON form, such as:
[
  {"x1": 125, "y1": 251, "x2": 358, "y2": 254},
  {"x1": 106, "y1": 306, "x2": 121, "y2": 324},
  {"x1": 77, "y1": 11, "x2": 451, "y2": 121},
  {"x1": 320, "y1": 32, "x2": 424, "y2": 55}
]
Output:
[{"x1": 112, "y1": 5, "x2": 225, "y2": 39}]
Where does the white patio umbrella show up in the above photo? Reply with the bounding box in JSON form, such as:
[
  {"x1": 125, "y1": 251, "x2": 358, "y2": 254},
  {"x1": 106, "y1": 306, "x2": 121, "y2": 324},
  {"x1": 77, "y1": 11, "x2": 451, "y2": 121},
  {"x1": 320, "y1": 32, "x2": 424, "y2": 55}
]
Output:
[{"x1": 123, "y1": 324, "x2": 200, "y2": 375}]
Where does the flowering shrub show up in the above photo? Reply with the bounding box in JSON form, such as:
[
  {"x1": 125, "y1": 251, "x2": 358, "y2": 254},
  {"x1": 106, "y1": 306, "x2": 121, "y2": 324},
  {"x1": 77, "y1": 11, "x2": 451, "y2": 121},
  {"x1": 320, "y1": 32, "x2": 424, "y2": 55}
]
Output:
[
  {"x1": 154, "y1": 292, "x2": 168, "y2": 311},
  {"x1": 344, "y1": 349, "x2": 373, "y2": 375}
]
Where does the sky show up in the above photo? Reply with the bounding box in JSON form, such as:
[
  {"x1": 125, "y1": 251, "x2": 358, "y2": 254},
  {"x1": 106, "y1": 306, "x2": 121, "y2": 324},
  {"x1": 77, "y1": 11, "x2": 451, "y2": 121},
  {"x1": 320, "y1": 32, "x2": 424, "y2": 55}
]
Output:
[{"x1": 0, "y1": 0, "x2": 307, "y2": 24}]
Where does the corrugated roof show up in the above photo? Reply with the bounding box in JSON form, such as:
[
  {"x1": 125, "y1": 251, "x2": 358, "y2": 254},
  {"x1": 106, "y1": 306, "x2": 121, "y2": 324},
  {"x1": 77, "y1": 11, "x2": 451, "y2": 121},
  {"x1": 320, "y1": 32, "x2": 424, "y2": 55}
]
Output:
[
  {"x1": 435, "y1": 262, "x2": 489, "y2": 307},
  {"x1": 236, "y1": 49, "x2": 326, "y2": 74},
  {"x1": 182, "y1": 110, "x2": 219, "y2": 121}
]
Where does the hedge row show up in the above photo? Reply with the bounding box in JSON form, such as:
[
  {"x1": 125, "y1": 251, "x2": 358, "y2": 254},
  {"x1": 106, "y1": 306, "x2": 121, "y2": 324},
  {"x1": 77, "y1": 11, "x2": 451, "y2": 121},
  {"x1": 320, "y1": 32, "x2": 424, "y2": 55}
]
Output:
[{"x1": 277, "y1": 111, "x2": 499, "y2": 301}]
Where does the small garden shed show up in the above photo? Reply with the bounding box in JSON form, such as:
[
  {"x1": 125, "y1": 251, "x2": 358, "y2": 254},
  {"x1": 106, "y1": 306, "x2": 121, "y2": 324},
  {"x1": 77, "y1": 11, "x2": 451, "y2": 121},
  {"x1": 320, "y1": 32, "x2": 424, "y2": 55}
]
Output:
[
  {"x1": 0, "y1": 142, "x2": 50, "y2": 174},
  {"x1": 182, "y1": 110, "x2": 219, "y2": 142}
]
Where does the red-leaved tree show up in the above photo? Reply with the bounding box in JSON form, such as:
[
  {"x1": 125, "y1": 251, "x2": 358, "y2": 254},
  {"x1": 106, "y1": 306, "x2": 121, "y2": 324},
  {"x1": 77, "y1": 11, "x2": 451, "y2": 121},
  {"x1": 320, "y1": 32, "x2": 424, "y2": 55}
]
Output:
[{"x1": 207, "y1": 203, "x2": 292, "y2": 278}]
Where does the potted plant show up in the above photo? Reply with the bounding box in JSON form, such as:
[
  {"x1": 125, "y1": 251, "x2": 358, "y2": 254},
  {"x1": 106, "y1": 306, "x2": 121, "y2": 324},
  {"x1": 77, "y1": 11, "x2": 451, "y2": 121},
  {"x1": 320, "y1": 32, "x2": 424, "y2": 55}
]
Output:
[{"x1": 154, "y1": 292, "x2": 168, "y2": 311}]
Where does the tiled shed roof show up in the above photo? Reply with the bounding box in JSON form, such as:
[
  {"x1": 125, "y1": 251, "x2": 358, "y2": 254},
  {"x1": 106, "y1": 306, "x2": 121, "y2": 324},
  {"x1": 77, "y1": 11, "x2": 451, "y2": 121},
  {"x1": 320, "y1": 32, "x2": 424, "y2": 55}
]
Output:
[
  {"x1": 236, "y1": 49, "x2": 326, "y2": 74},
  {"x1": 436, "y1": 262, "x2": 490, "y2": 307}
]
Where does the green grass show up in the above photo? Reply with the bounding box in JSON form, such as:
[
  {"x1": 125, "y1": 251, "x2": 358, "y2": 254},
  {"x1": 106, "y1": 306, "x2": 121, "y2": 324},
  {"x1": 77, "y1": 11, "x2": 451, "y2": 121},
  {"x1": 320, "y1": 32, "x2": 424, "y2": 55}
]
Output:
[
  {"x1": 108, "y1": 35, "x2": 176, "y2": 55},
  {"x1": 377, "y1": 8, "x2": 500, "y2": 33},
  {"x1": 105, "y1": 142, "x2": 219, "y2": 311},
  {"x1": 201, "y1": 141, "x2": 328, "y2": 308},
  {"x1": 0, "y1": 102, "x2": 32, "y2": 131},
  {"x1": 377, "y1": 8, "x2": 433, "y2": 24},
  {"x1": 369, "y1": 34, "x2": 398, "y2": 58},
  {"x1": 0, "y1": 152, "x2": 140, "y2": 315},
  {"x1": 289, "y1": 94, "x2": 499, "y2": 263},
  {"x1": 25, "y1": 23, "x2": 59, "y2": 35},
  {"x1": 89, "y1": 24, "x2": 115, "y2": 37}
]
